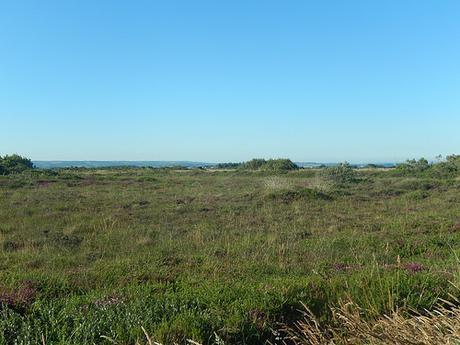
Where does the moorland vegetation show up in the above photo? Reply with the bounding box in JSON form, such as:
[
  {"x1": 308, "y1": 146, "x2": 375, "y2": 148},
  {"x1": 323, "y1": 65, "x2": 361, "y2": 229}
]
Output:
[{"x1": 0, "y1": 154, "x2": 460, "y2": 344}]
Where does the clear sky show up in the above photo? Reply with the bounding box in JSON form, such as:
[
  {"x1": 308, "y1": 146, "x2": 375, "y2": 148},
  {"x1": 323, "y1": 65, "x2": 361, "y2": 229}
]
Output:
[{"x1": 1, "y1": 1, "x2": 459, "y2": 163}]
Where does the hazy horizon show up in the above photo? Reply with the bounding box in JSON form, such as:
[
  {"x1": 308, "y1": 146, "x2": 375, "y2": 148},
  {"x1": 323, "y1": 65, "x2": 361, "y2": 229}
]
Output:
[{"x1": 30, "y1": 157, "x2": 433, "y2": 165}]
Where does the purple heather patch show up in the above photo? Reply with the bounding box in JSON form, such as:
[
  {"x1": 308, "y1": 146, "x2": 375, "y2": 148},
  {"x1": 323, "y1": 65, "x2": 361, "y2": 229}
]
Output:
[
  {"x1": 0, "y1": 280, "x2": 37, "y2": 311},
  {"x1": 402, "y1": 262, "x2": 425, "y2": 273}
]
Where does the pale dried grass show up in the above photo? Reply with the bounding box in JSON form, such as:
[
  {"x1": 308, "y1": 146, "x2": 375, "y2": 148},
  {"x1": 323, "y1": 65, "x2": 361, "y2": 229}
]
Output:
[
  {"x1": 305, "y1": 175, "x2": 334, "y2": 193},
  {"x1": 264, "y1": 176, "x2": 293, "y2": 191},
  {"x1": 279, "y1": 298, "x2": 460, "y2": 345}
]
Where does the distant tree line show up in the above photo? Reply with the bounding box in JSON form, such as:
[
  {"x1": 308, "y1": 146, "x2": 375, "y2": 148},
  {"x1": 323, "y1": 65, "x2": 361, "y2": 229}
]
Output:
[
  {"x1": 0, "y1": 154, "x2": 34, "y2": 175},
  {"x1": 2, "y1": 153, "x2": 460, "y2": 178}
]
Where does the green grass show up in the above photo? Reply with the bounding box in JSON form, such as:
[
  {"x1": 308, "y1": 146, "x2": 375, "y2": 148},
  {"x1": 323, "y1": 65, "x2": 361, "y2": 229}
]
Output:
[{"x1": 1, "y1": 168, "x2": 460, "y2": 344}]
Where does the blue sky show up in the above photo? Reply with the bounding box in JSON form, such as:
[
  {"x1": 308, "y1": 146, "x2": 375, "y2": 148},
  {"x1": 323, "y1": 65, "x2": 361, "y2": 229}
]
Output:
[{"x1": 1, "y1": 0, "x2": 459, "y2": 162}]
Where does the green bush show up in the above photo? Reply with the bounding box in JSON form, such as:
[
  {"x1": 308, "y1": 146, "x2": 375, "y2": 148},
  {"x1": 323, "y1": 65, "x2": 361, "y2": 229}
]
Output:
[
  {"x1": 321, "y1": 162, "x2": 357, "y2": 184},
  {"x1": 241, "y1": 159, "x2": 298, "y2": 172},
  {"x1": 430, "y1": 155, "x2": 460, "y2": 177},
  {"x1": 395, "y1": 158, "x2": 430, "y2": 175},
  {"x1": 394, "y1": 155, "x2": 460, "y2": 178},
  {"x1": 0, "y1": 154, "x2": 34, "y2": 175},
  {"x1": 242, "y1": 159, "x2": 267, "y2": 170}
]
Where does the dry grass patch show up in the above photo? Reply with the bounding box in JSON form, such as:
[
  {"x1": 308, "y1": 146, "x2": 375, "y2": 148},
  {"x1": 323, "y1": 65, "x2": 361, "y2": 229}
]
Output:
[{"x1": 280, "y1": 298, "x2": 460, "y2": 345}]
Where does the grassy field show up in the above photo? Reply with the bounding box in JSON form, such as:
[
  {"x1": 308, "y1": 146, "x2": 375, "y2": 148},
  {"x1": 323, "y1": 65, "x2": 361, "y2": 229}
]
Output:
[{"x1": 1, "y1": 167, "x2": 460, "y2": 344}]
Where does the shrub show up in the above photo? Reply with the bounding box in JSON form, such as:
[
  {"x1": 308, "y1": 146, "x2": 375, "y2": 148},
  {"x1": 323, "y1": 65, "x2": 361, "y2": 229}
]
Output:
[
  {"x1": 0, "y1": 154, "x2": 34, "y2": 175},
  {"x1": 395, "y1": 158, "x2": 430, "y2": 175},
  {"x1": 393, "y1": 155, "x2": 460, "y2": 178},
  {"x1": 263, "y1": 159, "x2": 299, "y2": 171},
  {"x1": 321, "y1": 162, "x2": 357, "y2": 184},
  {"x1": 242, "y1": 159, "x2": 267, "y2": 170},
  {"x1": 242, "y1": 159, "x2": 299, "y2": 172},
  {"x1": 430, "y1": 155, "x2": 460, "y2": 177}
]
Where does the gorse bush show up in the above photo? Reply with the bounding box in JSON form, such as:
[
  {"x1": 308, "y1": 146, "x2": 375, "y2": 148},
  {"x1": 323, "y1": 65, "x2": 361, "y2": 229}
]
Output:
[{"x1": 0, "y1": 154, "x2": 34, "y2": 175}]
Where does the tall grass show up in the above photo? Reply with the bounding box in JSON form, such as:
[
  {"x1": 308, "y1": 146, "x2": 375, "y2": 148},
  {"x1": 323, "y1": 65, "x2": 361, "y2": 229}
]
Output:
[{"x1": 280, "y1": 295, "x2": 460, "y2": 344}]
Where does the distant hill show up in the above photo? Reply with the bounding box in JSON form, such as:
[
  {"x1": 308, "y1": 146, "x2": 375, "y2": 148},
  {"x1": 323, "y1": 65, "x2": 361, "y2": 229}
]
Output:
[
  {"x1": 33, "y1": 161, "x2": 214, "y2": 169},
  {"x1": 296, "y1": 162, "x2": 397, "y2": 168},
  {"x1": 295, "y1": 162, "x2": 333, "y2": 168}
]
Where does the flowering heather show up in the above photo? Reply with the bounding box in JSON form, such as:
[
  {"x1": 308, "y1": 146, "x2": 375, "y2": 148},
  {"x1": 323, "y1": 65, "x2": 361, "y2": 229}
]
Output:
[
  {"x1": 0, "y1": 280, "x2": 37, "y2": 312},
  {"x1": 402, "y1": 262, "x2": 425, "y2": 273}
]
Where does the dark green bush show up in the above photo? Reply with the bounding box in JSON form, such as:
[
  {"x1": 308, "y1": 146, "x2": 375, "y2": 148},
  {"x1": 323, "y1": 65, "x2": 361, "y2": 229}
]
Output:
[
  {"x1": 0, "y1": 154, "x2": 34, "y2": 175},
  {"x1": 241, "y1": 159, "x2": 299, "y2": 171}
]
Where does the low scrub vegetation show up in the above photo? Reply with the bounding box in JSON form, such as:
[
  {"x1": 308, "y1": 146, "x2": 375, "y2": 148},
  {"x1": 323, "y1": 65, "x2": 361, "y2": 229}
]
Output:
[
  {"x1": 267, "y1": 187, "x2": 332, "y2": 203},
  {"x1": 395, "y1": 155, "x2": 460, "y2": 177},
  {"x1": 320, "y1": 162, "x2": 357, "y2": 184}
]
